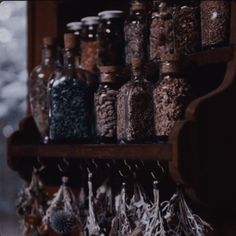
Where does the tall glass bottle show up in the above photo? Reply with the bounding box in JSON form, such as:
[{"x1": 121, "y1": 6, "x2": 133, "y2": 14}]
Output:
[
  {"x1": 153, "y1": 53, "x2": 192, "y2": 142},
  {"x1": 48, "y1": 33, "x2": 91, "y2": 143},
  {"x1": 124, "y1": 0, "x2": 148, "y2": 65},
  {"x1": 117, "y1": 58, "x2": 155, "y2": 143},
  {"x1": 29, "y1": 37, "x2": 58, "y2": 142},
  {"x1": 95, "y1": 67, "x2": 120, "y2": 143}
]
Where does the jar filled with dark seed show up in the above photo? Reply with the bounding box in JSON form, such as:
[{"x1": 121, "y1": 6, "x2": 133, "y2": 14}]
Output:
[
  {"x1": 201, "y1": 0, "x2": 230, "y2": 49},
  {"x1": 66, "y1": 21, "x2": 82, "y2": 66},
  {"x1": 153, "y1": 53, "x2": 192, "y2": 142},
  {"x1": 48, "y1": 33, "x2": 92, "y2": 143},
  {"x1": 149, "y1": 0, "x2": 174, "y2": 62},
  {"x1": 80, "y1": 16, "x2": 99, "y2": 73},
  {"x1": 95, "y1": 66, "x2": 121, "y2": 143},
  {"x1": 173, "y1": 0, "x2": 201, "y2": 54},
  {"x1": 29, "y1": 37, "x2": 58, "y2": 142},
  {"x1": 124, "y1": 0, "x2": 148, "y2": 65},
  {"x1": 117, "y1": 58, "x2": 155, "y2": 143},
  {"x1": 98, "y1": 10, "x2": 125, "y2": 67}
]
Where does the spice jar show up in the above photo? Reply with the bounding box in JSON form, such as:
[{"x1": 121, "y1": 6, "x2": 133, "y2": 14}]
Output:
[
  {"x1": 124, "y1": 0, "x2": 148, "y2": 65},
  {"x1": 29, "y1": 37, "x2": 58, "y2": 142},
  {"x1": 66, "y1": 21, "x2": 82, "y2": 66},
  {"x1": 117, "y1": 58, "x2": 155, "y2": 143},
  {"x1": 95, "y1": 66, "x2": 121, "y2": 143},
  {"x1": 48, "y1": 34, "x2": 92, "y2": 143},
  {"x1": 201, "y1": 0, "x2": 230, "y2": 49},
  {"x1": 80, "y1": 16, "x2": 99, "y2": 73},
  {"x1": 149, "y1": 0, "x2": 174, "y2": 62},
  {"x1": 153, "y1": 53, "x2": 192, "y2": 142},
  {"x1": 98, "y1": 10, "x2": 125, "y2": 67},
  {"x1": 173, "y1": 0, "x2": 201, "y2": 54}
]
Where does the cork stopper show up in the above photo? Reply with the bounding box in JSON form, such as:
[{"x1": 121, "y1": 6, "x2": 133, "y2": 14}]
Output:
[
  {"x1": 99, "y1": 66, "x2": 120, "y2": 73},
  {"x1": 130, "y1": 0, "x2": 146, "y2": 11},
  {"x1": 160, "y1": 53, "x2": 182, "y2": 74},
  {"x1": 43, "y1": 36, "x2": 56, "y2": 46},
  {"x1": 131, "y1": 57, "x2": 142, "y2": 67},
  {"x1": 160, "y1": 52, "x2": 181, "y2": 62},
  {"x1": 64, "y1": 33, "x2": 76, "y2": 49}
]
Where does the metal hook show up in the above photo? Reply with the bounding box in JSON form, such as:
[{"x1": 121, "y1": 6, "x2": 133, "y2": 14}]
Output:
[
  {"x1": 57, "y1": 157, "x2": 70, "y2": 174},
  {"x1": 34, "y1": 156, "x2": 45, "y2": 173}
]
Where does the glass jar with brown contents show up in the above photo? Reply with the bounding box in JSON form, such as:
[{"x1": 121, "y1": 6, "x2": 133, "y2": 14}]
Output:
[
  {"x1": 29, "y1": 37, "x2": 58, "y2": 143},
  {"x1": 97, "y1": 10, "x2": 125, "y2": 67},
  {"x1": 153, "y1": 53, "x2": 192, "y2": 142},
  {"x1": 117, "y1": 58, "x2": 155, "y2": 143},
  {"x1": 201, "y1": 0, "x2": 230, "y2": 49}
]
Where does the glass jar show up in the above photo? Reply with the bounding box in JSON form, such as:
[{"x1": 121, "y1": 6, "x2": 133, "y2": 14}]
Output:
[
  {"x1": 149, "y1": 0, "x2": 174, "y2": 62},
  {"x1": 29, "y1": 37, "x2": 58, "y2": 142},
  {"x1": 124, "y1": 0, "x2": 148, "y2": 65},
  {"x1": 201, "y1": 0, "x2": 230, "y2": 49},
  {"x1": 173, "y1": 0, "x2": 201, "y2": 54},
  {"x1": 153, "y1": 53, "x2": 192, "y2": 142},
  {"x1": 98, "y1": 10, "x2": 125, "y2": 67},
  {"x1": 66, "y1": 21, "x2": 82, "y2": 66},
  {"x1": 48, "y1": 34, "x2": 92, "y2": 143},
  {"x1": 117, "y1": 58, "x2": 155, "y2": 143},
  {"x1": 80, "y1": 16, "x2": 99, "y2": 73},
  {"x1": 95, "y1": 66, "x2": 121, "y2": 143}
]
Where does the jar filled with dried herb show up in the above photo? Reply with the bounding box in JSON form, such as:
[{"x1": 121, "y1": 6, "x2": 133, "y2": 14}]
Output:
[
  {"x1": 29, "y1": 37, "x2": 58, "y2": 142},
  {"x1": 173, "y1": 0, "x2": 201, "y2": 54},
  {"x1": 48, "y1": 34, "x2": 92, "y2": 143},
  {"x1": 80, "y1": 16, "x2": 99, "y2": 73},
  {"x1": 117, "y1": 58, "x2": 155, "y2": 143},
  {"x1": 149, "y1": 0, "x2": 174, "y2": 62},
  {"x1": 201, "y1": 0, "x2": 230, "y2": 49},
  {"x1": 153, "y1": 53, "x2": 192, "y2": 142},
  {"x1": 124, "y1": 0, "x2": 148, "y2": 65},
  {"x1": 98, "y1": 10, "x2": 125, "y2": 67},
  {"x1": 67, "y1": 21, "x2": 82, "y2": 66},
  {"x1": 95, "y1": 66, "x2": 121, "y2": 143}
]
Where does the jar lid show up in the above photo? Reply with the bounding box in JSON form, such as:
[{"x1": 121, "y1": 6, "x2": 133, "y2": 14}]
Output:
[
  {"x1": 98, "y1": 10, "x2": 124, "y2": 19},
  {"x1": 67, "y1": 22, "x2": 82, "y2": 31},
  {"x1": 81, "y1": 16, "x2": 99, "y2": 25},
  {"x1": 64, "y1": 33, "x2": 76, "y2": 49},
  {"x1": 42, "y1": 36, "x2": 56, "y2": 46}
]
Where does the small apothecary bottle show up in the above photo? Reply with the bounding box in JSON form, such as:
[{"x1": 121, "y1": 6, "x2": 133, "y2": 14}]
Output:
[
  {"x1": 48, "y1": 33, "x2": 91, "y2": 143},
  {"x1": 97, "y1": 10, "x2": 125, "y2": 67},
  {"x1": 149, "y1": 0, "x2": 174, "y2": 62},
  {"x1": 201, "y1": 0, "x2": 230, "y2": 49},
  {"x1": 124, "y1": 0, "x2": 148, "y2": 65},
  {"x1": 173, "y1": 0, "x2": 201, "y2": 54},
  {"x1": 117, "y1": 58, "x2": 155, "y2": 143},
  {"x1": 153, "y1": 53, "x2": 192, "y2": 142},
  {"x1": 29, "y1": 36, "x2": 57, "y2": 142},
  {"x1": 80, "y1": 16, "x2": 99, "y2": 74},
  {"x1": 95, "y1": 66, "x2": 120, "y2": 143}
]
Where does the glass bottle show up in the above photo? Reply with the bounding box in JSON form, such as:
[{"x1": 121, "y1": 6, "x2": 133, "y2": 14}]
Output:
[
  {"x1": 201, "y1": 0, "x2": 230, "y2": 49},
  {"x1": 66, "y1": 21, "x2": 82, "y2": 66},
  {"x1": 29, "y1": 37, "x2": 58, "y2": 142},
  {"x1": 149, "y1": 0, "x2": 174, "y2": 62},
  {"x1": 80, "y1": 16, "x2": 99, "y2": 74},
  {"x1": 98, "y1": 10, "x2": 125, "y2": 67},
  {"x1": 48, "y1": 33, "x2": 92, "y2": 143},
  {"x1": 153, "y1": 53, "x2": 192, "y2": 142},
  {"x1": 124, "y1": 0, "x2": 148, "y2": 65},
  {"x1": 95, "y1": 66, "x2": 121, "y2": 143},
  {"x1": 117, "y1": 58, "x2": 155, "y2": 143},
  {"x1": 173, "y1": 0, "x2": 201, "y2": 54}
]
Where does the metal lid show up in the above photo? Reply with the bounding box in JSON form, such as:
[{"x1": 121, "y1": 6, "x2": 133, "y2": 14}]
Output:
[
  {"x1": 98, "y1": 10, "x2": 124, "y2": 19},
  {"x1": 81, "y1": 16, "x2": 99, "y2": 25},
  {"x1": 67, "y1": 22, "x2": 82, "y2": 31}
]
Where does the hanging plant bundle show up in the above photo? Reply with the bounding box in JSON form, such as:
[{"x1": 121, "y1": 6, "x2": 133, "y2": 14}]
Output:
[{"x1": 43, "y1": 176, "x2": 81, "y2": 235}]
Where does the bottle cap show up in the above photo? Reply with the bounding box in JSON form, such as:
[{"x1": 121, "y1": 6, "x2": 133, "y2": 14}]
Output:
[
  {"x1": 42, "y1": 36, "x2": 56, "y2": 46},
  {"x1": 64, "y1": 33, "x2": 76, "y2": 49},
  {"x1": 98, "y1": 10, "x2": 124, "y2": 19},
  {"x1": 66, "y1": 22, "x2": 82, "y2": 31},
  {"x1": 81, "y1": 16, "x2": 99, "y2": 25}
]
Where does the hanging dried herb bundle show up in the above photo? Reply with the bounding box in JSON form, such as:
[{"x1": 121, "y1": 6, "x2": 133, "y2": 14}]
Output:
[
  {"x1": 162, "y1": 188, "x2": 213, "y2": 236},
  {"x1": 16, "y1": 168, "x2": 48, "y2": 236},
  {"x1": 43, "y1": 177, "x2": 81, "y2": 235}
]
